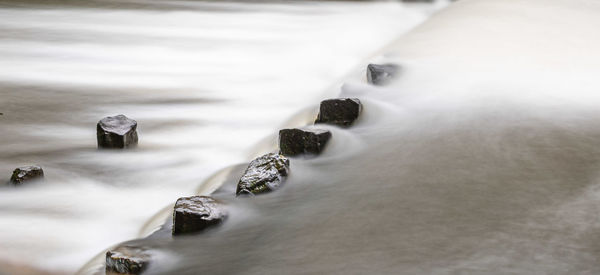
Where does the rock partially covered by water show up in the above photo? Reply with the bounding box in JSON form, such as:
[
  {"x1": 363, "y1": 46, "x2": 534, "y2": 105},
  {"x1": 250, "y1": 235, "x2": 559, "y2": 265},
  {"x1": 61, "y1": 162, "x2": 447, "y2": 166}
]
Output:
[
  {"x1": 279, "y1": 128, "x2": 332, "y2": 157},
  {"x1": 105, "y1": 246, "x2": 150, "y2": 274},
  {"x1": 97, "y1": 115, "x2": 138, "y2": 149},
  {"x1": 367, "y1": 63, "x2": 399, "y2": 86},
  {"x1": 172, "y1": 196, "x2": 227, "y2": 236},
  {"x1": 9, "y1": 166, "x2": 44, "y2": 185},
  {"x1": 236, "y1": 153, "x2": 290, "y2": 196},
  {"x1": 315, "y1": 98, "x2": 362, "y2": 127}
]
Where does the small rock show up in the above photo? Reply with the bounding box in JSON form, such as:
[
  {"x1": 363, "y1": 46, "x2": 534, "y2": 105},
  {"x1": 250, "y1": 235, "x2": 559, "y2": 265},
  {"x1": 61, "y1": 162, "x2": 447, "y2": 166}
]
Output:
[
  {"x1": 105, "y1": 246, "x2": 150, "y2": 274},
  {"x1": 366, "y1": 63, "x2": 399, "y2": 86},
  {"x1": 9, "y1": 166, "x2": 44, "y2": 185},
  {"x1": 172, "y1": 196, "x2": 227, "y2": 236},
  {"x1": 315, "y1": 98, "x2": 362, "y2": 127},
  {"x1": 236, "y1": 153, "x2": 289, "y2": 196},
  {"x1": 97, "y1": 115, "x2": 138, "y2": 149},
  {"x1": 279, "y1": 128, "x2": 332, "y2": 157}
]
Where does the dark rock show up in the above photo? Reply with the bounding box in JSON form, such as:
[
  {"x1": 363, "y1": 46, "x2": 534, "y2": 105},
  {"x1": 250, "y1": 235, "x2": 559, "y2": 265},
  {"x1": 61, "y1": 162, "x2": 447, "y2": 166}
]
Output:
[
  {"x1": 97, "y1": 115, "x2": 138, "y2": 149},
  {"x1": 315, "y1": 98, "x2": 362, "y2": 127},
  {"x1": 105, "y1": 246, "x2": 150, "y2": 274},
  {"x1": 9, "y1": 166, "x2": 44, "y2": 185},
  {"x1": 279, "y1": 128, "x2": 332, "y2": 157},
  {"x1": 366, "y1": 63, "x2": 399, "y2": 86},
  {"x1": 236, "y1": 153, "x2": 289, "y2": 196},
  {"x1": 172, "y1": 196, "x2": 227, "y2": 236}
]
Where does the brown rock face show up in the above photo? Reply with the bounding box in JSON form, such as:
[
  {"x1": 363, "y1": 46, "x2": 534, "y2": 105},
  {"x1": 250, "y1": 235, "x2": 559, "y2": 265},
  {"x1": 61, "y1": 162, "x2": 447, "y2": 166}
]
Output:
[
  {"x1": 105, "y1": 246, "x2": 150, "y2": 274},
  {"x1": 97, "y1": 115, "x2": 138, "y2": 149},
  {"x1": 172, "y1": 196, "x2": 227, "y2": 236},
  {"x1": 279, "y1": 128, "x2": 332, "y2": 157},
  {"x1": 236, "y1": 153, "x2": 290, "y2": 196},
  {"x1": 315, "y1": 98, "x2": 362, "y2": 127},
  {"x1": 9, "y1": 166, "x2": 44, "y2": 186}
]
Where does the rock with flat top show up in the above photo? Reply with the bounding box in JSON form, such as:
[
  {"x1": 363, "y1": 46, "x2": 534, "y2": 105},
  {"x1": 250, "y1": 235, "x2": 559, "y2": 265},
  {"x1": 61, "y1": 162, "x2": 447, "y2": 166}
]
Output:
[
  {"x1": 97, "y1": 115, "x2": 138, "y2": 149},
  {"x1": 315, "y1": 98, "x2": 362, "y2": 127},
  {"x1": 172, "y1": 196, "x2": 227, "y2": 236},
  {"x1": 9, "y1": 166, "x2": 44, "y2": 185},
  {"x1": 279, "y1": 128, "x2": 332, "y2": 157},
  {"x1": 367, "y1": 63, "x2": 399, "y2": 86},
  {"x1": 236, "y1": 153, "x2": 289, "y2": 196},
  {"x1": 105, "y1": 246, "x2": 150, "y2": 274}
]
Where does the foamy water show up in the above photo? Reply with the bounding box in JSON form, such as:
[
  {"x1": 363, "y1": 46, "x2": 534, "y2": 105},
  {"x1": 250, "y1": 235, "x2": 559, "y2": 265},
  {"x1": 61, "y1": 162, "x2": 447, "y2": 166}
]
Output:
[{"x1": 0, "y1": 1, "x2": 446, "y2": 273}]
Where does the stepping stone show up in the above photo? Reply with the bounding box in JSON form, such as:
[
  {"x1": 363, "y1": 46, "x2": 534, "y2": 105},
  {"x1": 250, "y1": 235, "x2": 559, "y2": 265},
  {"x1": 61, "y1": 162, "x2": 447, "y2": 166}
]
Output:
[
  {"x1": 97, "y1": 115, "x2": 138, "y2": 149},
  {"x1": 279, "y1": 128, "x2": 332, "y2": 157},
  {"x1": 367, "y1": 63, "x2": 399, "y2": 86},
  {"x1": 172, "y1": 196, "x2": 227, "y2": 236},
  {"x1": 106, "y1": 246, "x2": 150, "y2": 274},
  {"x1": 315, "y1": 98, "x2": 362, "y2": 127},
  {"x1": 9, "y1": 165, "x2": 44, "y2": 185},
  {"x1": 236, "y1": 153, "x2": 289, "y2": 196}
]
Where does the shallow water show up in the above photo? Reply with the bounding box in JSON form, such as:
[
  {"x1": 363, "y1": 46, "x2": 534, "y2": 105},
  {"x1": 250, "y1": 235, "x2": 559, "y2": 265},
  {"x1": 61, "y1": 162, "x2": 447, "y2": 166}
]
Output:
[{"x1": 0, "y1": 0, "x2": 446, "y2": 273}]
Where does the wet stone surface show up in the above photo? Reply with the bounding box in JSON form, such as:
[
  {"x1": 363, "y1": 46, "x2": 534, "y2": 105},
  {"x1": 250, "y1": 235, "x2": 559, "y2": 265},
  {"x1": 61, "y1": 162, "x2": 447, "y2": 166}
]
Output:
[
  {"x1": 97, "y1": 115, "x2": 138, "y2": 149},
  {"x1": 172, "y1": 196, "x2": 227, "y2": 236},
  {"x1": 9, "y1": 165, "x2": 44, "y2": 186},
  {"x1": 315, "y1": 98, "x2": 362, "y2": 127},
  {"x1": 105, "y1": 246, "x2": 150, "y2": 274},
  {"x1": 279, "y1": 128, "x2": 332, "y2": 157},
  {"x1": 236, "y1": 153, "x2": 290, "y2": 196},
  {"x1": 366, "y1": 63, "x2": 399, "y2": 86}
]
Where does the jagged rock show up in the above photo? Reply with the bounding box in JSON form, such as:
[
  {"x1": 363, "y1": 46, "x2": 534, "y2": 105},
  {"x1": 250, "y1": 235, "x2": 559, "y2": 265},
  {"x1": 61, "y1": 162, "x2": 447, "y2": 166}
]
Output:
[
  {"x1": 315, "y1": 98, "x2": 362, "y2": 127},
  {"x1": 236, "y1": 153, "x2": 289, "y2": 196},
  {"x1": 366, "y1": 63, "x2": 399, "y2": 86},
  {"x1": 172, "y1": 196, "x2": 227, "y2": 236},
  {"x1": 105, "y1": 246, "x2": 150, "y2": 274},
  {"x1": 97, "y1": 115, "x2": 138, "y2": 149},
  {"x1": 9, "y1": 166, "x2": 44, "y2": 185},
  {"x1": 279, "y1": 128, "x2": 332, "y2": 157}
]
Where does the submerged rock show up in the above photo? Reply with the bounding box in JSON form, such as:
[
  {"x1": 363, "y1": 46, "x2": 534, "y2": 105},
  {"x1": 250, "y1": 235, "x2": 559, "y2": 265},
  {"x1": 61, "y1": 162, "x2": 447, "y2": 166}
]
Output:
[
  {"x1": 105, "y1": 246, "x2": 150, "y2": 274},
  {"x1": 315, "y1": 98, "x2": 362, "y2": 127},
  {"x1": 9, "y1": 166, "x2": 44, "y2": 185},
  {"x1": 279, "y1": 128, "x2": 332, "y2": 157},
  {"x1": 236, "y1": 153, "x2": 290, "y2": 196},
  {"x1": 366, "y1": 63, "x2": 399, "y2": 86},
  {"x1": 97, "y1": 115, "x2": 138, "y2": 149},
  {"x1": 172, "y1": 196, "x2": 227, "y2": 236}
]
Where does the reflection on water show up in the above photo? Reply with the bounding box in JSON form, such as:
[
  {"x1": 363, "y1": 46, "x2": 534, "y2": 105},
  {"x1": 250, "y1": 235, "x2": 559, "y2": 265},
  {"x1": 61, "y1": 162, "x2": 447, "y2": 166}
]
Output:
[{"x1": 0, "y1": 0, "x2": 443, "y2": 273}]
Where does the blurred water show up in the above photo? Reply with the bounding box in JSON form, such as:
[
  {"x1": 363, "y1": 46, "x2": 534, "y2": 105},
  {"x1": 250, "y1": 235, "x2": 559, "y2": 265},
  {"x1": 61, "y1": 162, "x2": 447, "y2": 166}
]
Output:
[{"x1": 0, "y1": 0, "x2": 445, "y2": 273}]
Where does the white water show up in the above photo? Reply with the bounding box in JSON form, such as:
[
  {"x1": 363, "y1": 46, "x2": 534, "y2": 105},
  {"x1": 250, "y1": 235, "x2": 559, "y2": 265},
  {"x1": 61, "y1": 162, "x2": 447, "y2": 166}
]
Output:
[
  {"x1": 0, "y1": 1, "x2": 446, "y2": 273},
  {"x1": 112, "y1": 0, "x2": 600, "y2": 274}
]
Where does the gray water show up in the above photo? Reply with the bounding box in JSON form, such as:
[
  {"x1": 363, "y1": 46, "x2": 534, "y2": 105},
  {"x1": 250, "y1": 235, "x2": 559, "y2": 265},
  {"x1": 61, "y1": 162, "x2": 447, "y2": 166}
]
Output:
[{"x1": 0, "y1": 0, "x2": 448, "y2": 274}]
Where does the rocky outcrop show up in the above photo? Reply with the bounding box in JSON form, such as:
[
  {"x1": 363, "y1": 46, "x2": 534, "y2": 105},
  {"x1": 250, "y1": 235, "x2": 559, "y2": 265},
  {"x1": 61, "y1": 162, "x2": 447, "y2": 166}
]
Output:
[
  {"x1": 172, "y1": 196, "x2": 227, "y2": 236},
  {"x1": 279, "y1": 128, "x2": 332, "y2": 157},
  {"x1": 106, "y1": 246, "x2": 150, "y2": 274},
  {"x1": 366, "y1": 63, "x2": 399, "y2": 86},
  {"x1": 236, "y1": 153, "x2": 290, "y2": 196},
  {"x1": 97, "y1": 115, "x2": 138, "y2": 149},
  {"x1": 315, "y1": 98, "x2": 362, "y2": 127},
  {"x1": 9, "y1": 166, "x2": 44, "y2": 185}
]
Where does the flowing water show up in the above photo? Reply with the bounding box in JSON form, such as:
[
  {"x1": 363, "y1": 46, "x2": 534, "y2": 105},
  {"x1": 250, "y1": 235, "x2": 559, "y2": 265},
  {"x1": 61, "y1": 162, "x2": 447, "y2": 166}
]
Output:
[{"x1": 0, "y1": 0, "x2": 448, "y2": 274}]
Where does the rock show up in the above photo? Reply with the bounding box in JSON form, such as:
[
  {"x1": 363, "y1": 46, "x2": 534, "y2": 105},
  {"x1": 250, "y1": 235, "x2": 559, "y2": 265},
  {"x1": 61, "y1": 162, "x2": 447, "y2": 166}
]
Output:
[
  {"x1": 279, "y1": 128, "x2": 332, "y2": 157},
  {"x1": 97, "y1": 115, "x2": 138, "y2": 149},
  {"x1": 236, "y1": 153, "x2": 290, "y2": 196},
  {"x1": 9, "y1": 166, "x2": 44, "y2": 185},
  {"x1": 366, "y1": 63, "x2": 399, "y2": 86},
  {"x1": 172, "y1": 196, "x2": 227, "y2": 236},
  {"x1": 315, "y1": 98, "x2": 362, "y2": 127},
  {"x1": 105, "y1": 246, "x2": 150, "y2": 274}
]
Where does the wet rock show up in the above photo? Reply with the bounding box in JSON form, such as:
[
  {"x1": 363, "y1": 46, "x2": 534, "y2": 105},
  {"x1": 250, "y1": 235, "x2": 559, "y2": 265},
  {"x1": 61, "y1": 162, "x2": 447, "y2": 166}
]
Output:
[
  {"x1": 9, "y1": 165, "x2": 44, "y2": 185},
  {"x1": 172, "y1": 196, "x2": 227, "y2": 236},
  {"x1": 105, "y1": 246, "x2": 150, "y2": 274},
  {"x1": 366, "y1": 63, "x2": 399, "y2": 86},
  {"x1": 236, "y1": 153, "x2": 289, "y2": 196},
  {"x1": 279, "y1": 128, "x2": 332, "y2": 157},
  {"x1": 97, "y1": 115, "x2": 138, "y2": 149},
  {"x1": 315, "y1": 98, "x2": 362, "y2": 127}
]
